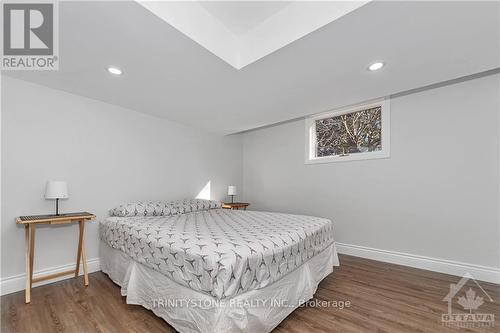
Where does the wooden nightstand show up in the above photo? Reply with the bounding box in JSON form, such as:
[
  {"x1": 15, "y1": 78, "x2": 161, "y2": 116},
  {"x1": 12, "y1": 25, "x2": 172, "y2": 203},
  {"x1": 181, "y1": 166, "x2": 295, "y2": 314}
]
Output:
[
  {"x1": 16, "y1": 212, "x2": 95, "y2": 303},
  {"x1": 222, "y1": 202, "x2": 250, "y2": 210}
]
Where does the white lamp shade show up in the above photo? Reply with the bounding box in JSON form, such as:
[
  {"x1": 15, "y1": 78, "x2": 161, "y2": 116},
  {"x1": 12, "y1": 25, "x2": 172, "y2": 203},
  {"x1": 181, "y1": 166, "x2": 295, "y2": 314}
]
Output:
[
  {"x1": 227, "y1": 185, "x2": 237, "y2": 196},
  {"x1": 45, "y1": 181, "x2": 69, "y2": 199}
]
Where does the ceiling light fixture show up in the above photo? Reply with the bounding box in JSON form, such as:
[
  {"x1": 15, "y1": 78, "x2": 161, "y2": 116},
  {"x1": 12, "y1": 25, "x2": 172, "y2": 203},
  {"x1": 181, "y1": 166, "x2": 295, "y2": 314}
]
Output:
[
  {"x1": 368, "y1": 62, "x2": 384, "y2": 71},
  {"x1": 107, "y1": 67, "x2": 123, "y2": 75}
]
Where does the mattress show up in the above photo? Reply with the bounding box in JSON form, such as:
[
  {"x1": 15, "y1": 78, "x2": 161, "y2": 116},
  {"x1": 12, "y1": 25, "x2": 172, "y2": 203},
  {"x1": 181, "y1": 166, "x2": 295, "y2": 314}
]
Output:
[{"x1": 100, "y1": 209, "x2": 336, "y2": 299}]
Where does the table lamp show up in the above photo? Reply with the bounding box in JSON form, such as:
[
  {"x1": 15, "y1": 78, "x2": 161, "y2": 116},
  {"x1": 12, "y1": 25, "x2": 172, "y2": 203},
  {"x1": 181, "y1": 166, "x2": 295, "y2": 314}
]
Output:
[
  {"x1": 45, "y1": 181, "x2": 68, "y2": 215},
  {"x1": 228, "y1": 185, "x2": 237, "y2": 203}
]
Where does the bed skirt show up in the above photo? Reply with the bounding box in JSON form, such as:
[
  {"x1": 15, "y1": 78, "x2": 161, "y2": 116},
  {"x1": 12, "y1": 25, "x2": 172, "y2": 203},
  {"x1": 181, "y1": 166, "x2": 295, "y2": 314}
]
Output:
[{"x1": 100, "y1": 240, "x2": 339, "y2": 333}]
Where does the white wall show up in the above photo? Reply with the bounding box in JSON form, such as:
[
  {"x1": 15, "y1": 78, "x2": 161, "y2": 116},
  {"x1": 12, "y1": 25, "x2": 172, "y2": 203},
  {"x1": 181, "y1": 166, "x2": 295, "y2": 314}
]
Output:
[
  {"x1": 242, "y1": 74, "x2": 500, "y2": 270},
  {"x1": 1, "y1": 76, "x2": 242, "y2": 284}
]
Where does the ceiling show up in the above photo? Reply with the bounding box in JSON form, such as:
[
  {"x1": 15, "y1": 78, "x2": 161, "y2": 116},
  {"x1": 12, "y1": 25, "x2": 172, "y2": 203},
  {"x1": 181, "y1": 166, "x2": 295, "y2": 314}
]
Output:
[
  {"x1": 3, "y1": 1, "x2": 499, "y2": 135},
  {"x1": 137, "y1": 1, "x2": 369, "y2": 68},
  {"x1": 199, "y1": 1, "x2": 292, "y2": 36}
]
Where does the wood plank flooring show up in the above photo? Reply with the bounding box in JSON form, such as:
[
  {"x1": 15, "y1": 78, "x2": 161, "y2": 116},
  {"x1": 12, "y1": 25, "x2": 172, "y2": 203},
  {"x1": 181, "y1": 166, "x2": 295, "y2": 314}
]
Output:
[{"x1": 2, "y1": 254, "x2": 499, "y2": 333}]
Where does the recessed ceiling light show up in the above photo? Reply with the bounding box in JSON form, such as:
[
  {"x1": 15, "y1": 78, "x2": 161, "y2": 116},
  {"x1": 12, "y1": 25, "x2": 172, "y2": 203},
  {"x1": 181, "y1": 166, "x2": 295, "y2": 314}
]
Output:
[
  {"x1": 368, "y1": 62, "x2": 384, "y2": 71},
  {"x1": 107, "y1": 67, "x2": 122, "y2": 75}
]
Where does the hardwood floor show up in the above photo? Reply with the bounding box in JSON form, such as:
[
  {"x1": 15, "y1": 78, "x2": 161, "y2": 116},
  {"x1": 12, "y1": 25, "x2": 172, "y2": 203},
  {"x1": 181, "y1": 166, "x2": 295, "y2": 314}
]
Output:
[{"x1": 2, "y1": 254, "x2": 499, "y2": 333}]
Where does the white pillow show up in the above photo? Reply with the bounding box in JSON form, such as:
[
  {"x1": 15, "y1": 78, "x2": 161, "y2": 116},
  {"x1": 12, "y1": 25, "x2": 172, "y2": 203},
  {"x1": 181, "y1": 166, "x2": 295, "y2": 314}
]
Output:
[{"x1": 109, "y1": 199, "x2": 221, "y2": 217}]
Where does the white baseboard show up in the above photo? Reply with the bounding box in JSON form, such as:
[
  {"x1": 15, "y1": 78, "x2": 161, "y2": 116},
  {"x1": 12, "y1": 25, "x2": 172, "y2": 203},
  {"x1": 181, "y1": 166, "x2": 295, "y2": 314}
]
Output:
[
  {"x1": 0, "y1": 258, "x2": 101, "y2": 296},
  {"x1": 336, "y1": 242, "x2": 500, "y2": 284}
]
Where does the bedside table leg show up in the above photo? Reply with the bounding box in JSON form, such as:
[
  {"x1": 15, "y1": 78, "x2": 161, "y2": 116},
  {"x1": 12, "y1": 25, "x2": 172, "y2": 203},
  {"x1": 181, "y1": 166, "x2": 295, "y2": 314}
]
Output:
[
  {"x1": 81, "y1": 236, "x2": 89, "y2": 286},
  {"x1": 75, "y1": 220, "x2": 89, "y2": 286},
  {"x1": 24, "y1": 225, "x2": 33, "y2": 304},
  {"x1": 75, "y1": 221, "x2": 83, "y2": 277},
  {"x1": 29, "y1": 225, "x2": 35, "y2": 289}
]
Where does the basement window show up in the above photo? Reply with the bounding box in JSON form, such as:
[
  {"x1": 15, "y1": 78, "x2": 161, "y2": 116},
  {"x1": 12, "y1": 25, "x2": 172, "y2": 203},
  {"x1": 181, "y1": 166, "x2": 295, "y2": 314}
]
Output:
[{"x1": 305, "y1": 99, "x2": 390, "y2": 164}]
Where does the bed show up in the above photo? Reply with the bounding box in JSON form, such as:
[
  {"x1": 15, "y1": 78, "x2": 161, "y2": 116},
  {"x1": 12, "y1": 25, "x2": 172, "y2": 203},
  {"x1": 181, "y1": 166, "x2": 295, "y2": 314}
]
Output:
[{"x1": 99, "y1": 199, "x2": 339, "y2": 333}]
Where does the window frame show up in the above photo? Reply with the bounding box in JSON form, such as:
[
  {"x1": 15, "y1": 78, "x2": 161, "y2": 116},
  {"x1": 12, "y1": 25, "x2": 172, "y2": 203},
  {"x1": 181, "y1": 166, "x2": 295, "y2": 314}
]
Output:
[{"x1": 305, "y1": 98, "x2": 390, "y2": 164}]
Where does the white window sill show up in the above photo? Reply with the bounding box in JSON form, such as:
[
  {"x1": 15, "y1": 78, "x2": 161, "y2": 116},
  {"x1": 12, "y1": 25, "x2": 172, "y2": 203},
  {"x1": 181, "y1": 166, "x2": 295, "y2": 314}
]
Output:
[{"x1": 305, "y1": 150, "x2": 390, "y2": 164}]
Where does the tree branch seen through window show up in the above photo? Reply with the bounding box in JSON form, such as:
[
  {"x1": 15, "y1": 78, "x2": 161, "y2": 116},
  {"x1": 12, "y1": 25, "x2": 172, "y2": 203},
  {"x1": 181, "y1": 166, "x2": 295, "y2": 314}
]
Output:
[{"x1": 315, "y1": 106, "x2": 382, "y2": 157}]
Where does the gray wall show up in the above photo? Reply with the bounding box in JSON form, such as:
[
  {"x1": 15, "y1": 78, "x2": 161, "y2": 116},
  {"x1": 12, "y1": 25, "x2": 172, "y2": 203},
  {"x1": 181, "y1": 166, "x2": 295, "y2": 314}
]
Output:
[
  {"x1": 242, "y1": 74, "x2": 499, "y2": 268},
  {"x1": 1, "y1": 76, "x2": 242, "y2": 279}
]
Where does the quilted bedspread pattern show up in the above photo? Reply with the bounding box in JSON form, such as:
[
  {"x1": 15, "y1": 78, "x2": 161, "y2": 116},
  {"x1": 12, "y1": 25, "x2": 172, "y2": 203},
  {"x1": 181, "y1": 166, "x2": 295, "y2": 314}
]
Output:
[{"x1": 100, "y1": 209, "x2": 335, "y2": 299}]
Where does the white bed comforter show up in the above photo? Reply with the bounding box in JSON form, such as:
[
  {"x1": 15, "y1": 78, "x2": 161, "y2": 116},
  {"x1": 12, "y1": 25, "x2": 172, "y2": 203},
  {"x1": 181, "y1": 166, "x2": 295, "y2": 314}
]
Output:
[{"x1": 100, "y1": 209, "x2": 335, "y2": 300}]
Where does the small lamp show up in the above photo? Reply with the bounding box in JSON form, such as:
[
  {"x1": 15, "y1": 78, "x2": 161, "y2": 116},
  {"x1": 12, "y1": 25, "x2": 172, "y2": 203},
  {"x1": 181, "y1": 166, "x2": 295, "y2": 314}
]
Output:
[
  {"x1": 227, "y1": 185, "x2": 237, "y2": 203},
  {"x1": 45, "y1": 181, "x2": 68, "y2": 215}
]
